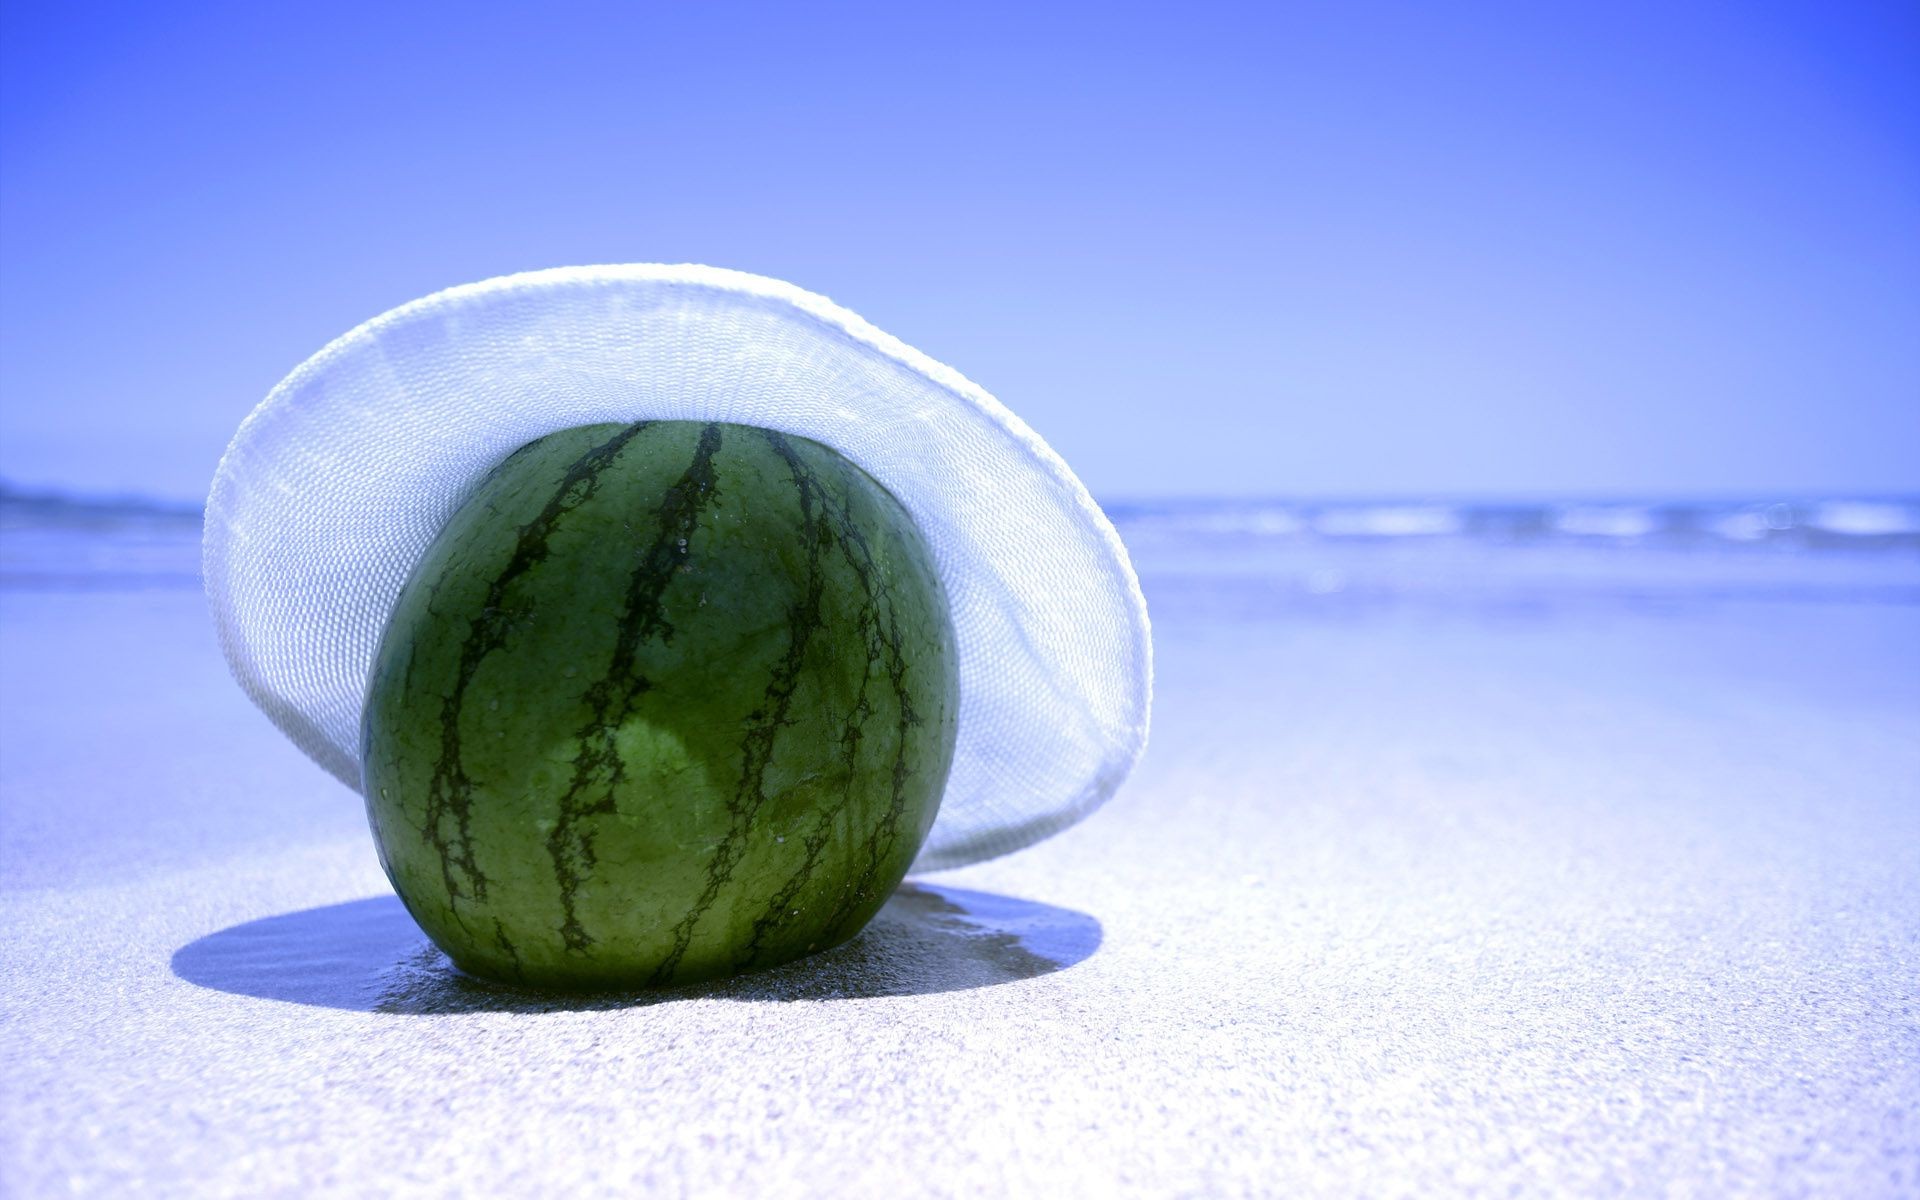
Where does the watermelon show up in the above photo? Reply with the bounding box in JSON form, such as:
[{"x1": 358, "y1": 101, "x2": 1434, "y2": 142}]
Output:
[{"x1": 360, "y1": 420, "x2": 960, "y2": 989}]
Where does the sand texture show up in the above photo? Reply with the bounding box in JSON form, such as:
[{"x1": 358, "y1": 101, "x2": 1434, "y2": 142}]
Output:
[{"x1": 4, "y1": 526, "x2": 1918, "y2": 1198}]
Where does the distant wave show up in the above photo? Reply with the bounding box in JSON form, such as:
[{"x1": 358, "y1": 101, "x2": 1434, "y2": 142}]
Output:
[
  {"x1": 9, "y1": 480, "x2": 1916, "y2": 545},
  {"x1": 4, "y1": 484, "x2": 1916, "y2": 593},
  {"x1": 1106, "y1": 498, "x2": 1920, "y2": 549},
  {"x1": 0, "y1": 481, "x2": 202, "y2": 524},
  {"x1": 1, "y1": 482, "x2": 202, "y2": 590}
]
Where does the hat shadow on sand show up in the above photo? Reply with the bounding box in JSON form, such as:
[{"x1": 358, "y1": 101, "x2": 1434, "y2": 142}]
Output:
[{"x1": 171, "y1": 882, "x2": 1102, "y2": 1014}]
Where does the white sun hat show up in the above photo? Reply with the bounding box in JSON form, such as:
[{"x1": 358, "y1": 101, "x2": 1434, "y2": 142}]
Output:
[{"x1": 204, "y1": 264, "x2": 1151, "y2": 870}]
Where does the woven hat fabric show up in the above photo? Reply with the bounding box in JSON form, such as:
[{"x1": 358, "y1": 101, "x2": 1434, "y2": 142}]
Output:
[{"x1": 203, "y1": 264, "x2": 1152, "y2": 871}]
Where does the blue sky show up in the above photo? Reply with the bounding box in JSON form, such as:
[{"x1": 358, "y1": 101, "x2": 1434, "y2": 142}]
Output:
[{"x1": 2, "y1": 1, "x2": 1915, "y2": 502}]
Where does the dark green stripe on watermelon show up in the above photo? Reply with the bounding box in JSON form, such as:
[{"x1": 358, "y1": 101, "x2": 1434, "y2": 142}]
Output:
[{"x1": 361, "y1": 420, "x2": 959, "y2": 990}]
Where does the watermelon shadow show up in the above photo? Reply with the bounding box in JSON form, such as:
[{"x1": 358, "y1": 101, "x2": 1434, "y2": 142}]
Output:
[{"x1": 170, "y1": 882, "x2": 1102, "y2": 1013}]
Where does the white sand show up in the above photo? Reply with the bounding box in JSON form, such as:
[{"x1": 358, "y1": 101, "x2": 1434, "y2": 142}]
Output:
[{"x1": 4, "y1": 543, "x2": 1919, "y2": 1197}]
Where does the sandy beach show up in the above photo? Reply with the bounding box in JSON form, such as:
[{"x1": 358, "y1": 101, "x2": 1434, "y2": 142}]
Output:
[{"x1": 4, "y1": 512, "x2": 1918, "y2": 1197}]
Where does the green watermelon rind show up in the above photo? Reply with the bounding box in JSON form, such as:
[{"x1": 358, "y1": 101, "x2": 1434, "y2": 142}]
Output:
[{"x1": 361, "y1": 420, "x2": 960, "y2": 990}]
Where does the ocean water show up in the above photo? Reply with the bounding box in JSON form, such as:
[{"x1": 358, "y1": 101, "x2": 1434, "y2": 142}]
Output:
[
  {"x1": 1112, "y1": 495, "x2": 1920, "y2": 615},
  {"x1": 7, "y1": 485, "x2": 1917, "y2": 603}
]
